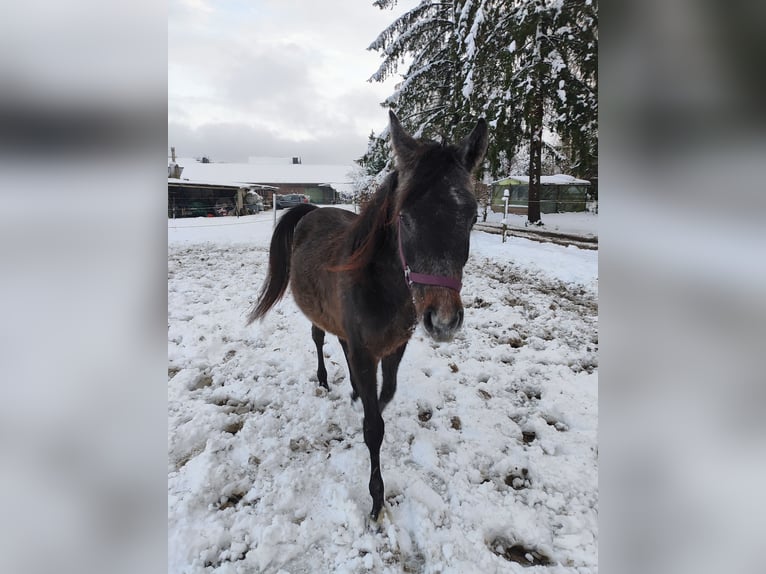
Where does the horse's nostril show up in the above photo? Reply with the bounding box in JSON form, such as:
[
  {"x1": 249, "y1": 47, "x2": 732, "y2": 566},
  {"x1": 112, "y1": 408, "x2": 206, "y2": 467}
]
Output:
[
  {"x1": 453, "y1": 309, "x2": 464, "y2": 330},
  {"x1": 423, "y1": 308, "x2": 435, "y2": 332}
]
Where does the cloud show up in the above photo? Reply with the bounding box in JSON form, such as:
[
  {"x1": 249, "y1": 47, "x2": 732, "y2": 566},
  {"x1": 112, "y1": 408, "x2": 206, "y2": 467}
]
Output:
[
  {"x1": 168, "y1": 120, "x2": 375, "y2": 164},
  {"x1": 168, "y1": 0, "x2": 415, "y2": 163}
]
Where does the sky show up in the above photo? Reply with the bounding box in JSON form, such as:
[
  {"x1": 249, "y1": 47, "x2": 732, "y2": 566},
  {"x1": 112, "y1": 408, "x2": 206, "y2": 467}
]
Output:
[{"x1": 168, "y1": 0, "x2": 418, "y2": 165}]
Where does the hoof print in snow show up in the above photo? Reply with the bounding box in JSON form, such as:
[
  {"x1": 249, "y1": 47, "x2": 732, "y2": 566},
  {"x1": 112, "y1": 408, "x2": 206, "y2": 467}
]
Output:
[
  {"x1": 477, "y1": 389, "x2": 492, "y2": 400},
  {"x1": 450, "y1": 416, "x2": 462, "y2": 430},
  {"x1": 385, "y1": 491, "x2": 403, "y2": 507},
  {"x1": 489, "y1": 537, "x2": 550, "y2": 566},
  {"x1": 402, "y1": 551, "x2": 426, "y2": 573},
  {"x1": 216, "y1": 491, "x2": 245, "y2": 511},
  {"x1": 222, "y1": 419, "x2": 244, "y2": 435},
  {"x1": 202, "y1": 541, "x2": 250, "y2": 567},
  {"x1": 210, "y1": 397, "x2": 252, "y2": 414},
  {"x1": 314, "y1": 386, "x2": 328, "y2": 398},
  {"x1": 521, "y1": 431, "x2": 536, "y2": 445},
  {"x1": 504, "y1": 468, "x2": 530, "y2": 490},
  {"x1": 323, "y1": 423, "x2": 344, "y2": 445},
  {"x1": 188, "y1": 373, "x2": 213, "y2": 391},
  {"x1": 448, "y1": 362, "x2": 459, "y2": 373},
  {"x1": 570, "y1": 356, "x2": 598, "y2": 374},
  {"x1": 467, "y1": 296, "x2": 492, "y2": 309},
  {"x1": 544, "y1": 416, "x2": 569, "y2": 432},
  {"x1": 521, "y1": 388, "x2": 541, "y2": 401},
  {"x1": 417, "y1": 408, "x2": 432, "y2": 423},
  {"x1": 224, "y1": 349, "x2": 236, "y2": 361},
  {"x1": 168, "y1": 367, "x2": 180, "y2": 380},
  {"x1": 289, "y1": 437, "x2": 310, "y2": 452},
  {"x1": 508, "y1": 337, "x2": 524, "y2": 348},
  {"x1": 173, "y1": 446, "x2": 204, "y2": 471}
]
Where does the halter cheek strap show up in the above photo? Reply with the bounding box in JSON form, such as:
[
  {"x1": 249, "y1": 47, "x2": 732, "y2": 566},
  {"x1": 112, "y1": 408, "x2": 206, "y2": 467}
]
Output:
[{"x1": 397, "y1": 216, "x2": 462, "y2": 292}]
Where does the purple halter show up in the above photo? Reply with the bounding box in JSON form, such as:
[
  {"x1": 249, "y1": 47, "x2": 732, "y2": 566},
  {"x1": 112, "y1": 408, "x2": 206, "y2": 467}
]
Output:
[{"x1": 397, "y1": 215, "x2": 462, "y2": 292}]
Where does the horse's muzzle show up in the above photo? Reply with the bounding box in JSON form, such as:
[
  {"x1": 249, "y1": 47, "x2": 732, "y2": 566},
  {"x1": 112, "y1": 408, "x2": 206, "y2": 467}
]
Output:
[
  {"x1": 423, "y1": 306, "x2": 464, "y2": 341},
  {"x1": 417, "y1": 287, "x2": 464, "y2": 342}
]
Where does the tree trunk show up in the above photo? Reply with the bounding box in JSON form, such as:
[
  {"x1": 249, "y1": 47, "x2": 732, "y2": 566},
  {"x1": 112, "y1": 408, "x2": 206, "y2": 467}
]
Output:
[{"x1": 527, "y1": 84, "x2": 544, "y2": 224}]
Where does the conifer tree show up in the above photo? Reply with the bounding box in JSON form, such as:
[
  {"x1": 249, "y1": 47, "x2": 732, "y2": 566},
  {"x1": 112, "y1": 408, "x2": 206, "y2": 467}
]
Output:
[{"x1": 366, "y1": 0, "x2": 597, "y2": 223}]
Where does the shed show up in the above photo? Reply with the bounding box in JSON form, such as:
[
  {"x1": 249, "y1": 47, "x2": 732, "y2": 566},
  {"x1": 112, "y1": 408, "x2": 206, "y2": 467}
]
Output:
[
  {"x1": 168, "y1": 178, "x2": 275, "y2": 218},
  {"x1": 490, "y1": 174, "x2": 591, "y2": 214},
  {"x1": 175, "y1": 158, "x2": 354, "y2": 206}
]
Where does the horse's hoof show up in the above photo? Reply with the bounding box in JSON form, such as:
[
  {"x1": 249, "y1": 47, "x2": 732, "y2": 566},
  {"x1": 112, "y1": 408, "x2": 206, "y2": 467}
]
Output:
[{"x1": 370, "y1": 503, "x2": 383, "y2": 522}]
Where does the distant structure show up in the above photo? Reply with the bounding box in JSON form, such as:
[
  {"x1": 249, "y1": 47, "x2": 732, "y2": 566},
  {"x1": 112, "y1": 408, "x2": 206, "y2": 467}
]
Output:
[
  {"x1": 168, "y1": 147, "x2": 184, "y2": 178},
  {"x1": 248, "y1": 156, "x2": 302, "y2": 165},
  {"x1": 176, "y1": 157, "x2": 354, "y2": 206},
  {"x1": 490, "y1": 174, "x2": 592, "y2": 214}
]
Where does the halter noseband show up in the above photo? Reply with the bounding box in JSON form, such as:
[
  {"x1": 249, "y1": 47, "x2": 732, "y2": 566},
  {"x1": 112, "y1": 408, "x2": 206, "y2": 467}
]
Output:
[{"x1": 397, "y1": 215, "x2": 462, "y2": 292}]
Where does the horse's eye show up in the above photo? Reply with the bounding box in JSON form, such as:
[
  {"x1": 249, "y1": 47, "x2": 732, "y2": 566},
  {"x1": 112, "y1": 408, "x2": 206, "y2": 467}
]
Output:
[{"x1": 471, "y1": 215, "x2": 477, "y2": 227}]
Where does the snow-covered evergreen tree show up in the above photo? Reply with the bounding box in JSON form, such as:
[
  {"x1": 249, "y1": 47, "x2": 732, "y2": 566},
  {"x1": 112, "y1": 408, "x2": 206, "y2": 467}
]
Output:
[
  {"x1": 367, "y1": 0, "x2": 597, "y2": 223},
  {"x1": 369, "y1": 0, "x2": 471, "y2": 146},
  {"x1": 460, "y1": 0, "x2": 598, "y2": 223},
  {"x1": 354, "y1": 130, "x2": 391, "y2": 203}
]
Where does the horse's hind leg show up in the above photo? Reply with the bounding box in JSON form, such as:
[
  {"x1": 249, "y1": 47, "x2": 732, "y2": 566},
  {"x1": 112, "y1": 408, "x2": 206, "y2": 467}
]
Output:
[
  {"x1": 339, "y1": 338, "x2": 359, "y2": 402},
  {"x1": 311, "y1": 325, "x2": 329, "y2": 390},
  {"x1": 379, "y1": 342, "x2": 407, "y2": 412}
]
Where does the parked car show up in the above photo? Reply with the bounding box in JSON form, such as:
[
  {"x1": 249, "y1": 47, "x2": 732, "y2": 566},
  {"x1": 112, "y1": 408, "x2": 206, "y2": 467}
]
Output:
[{"x1": 274, "y1": 193, "x2": 310, "y2": 209}]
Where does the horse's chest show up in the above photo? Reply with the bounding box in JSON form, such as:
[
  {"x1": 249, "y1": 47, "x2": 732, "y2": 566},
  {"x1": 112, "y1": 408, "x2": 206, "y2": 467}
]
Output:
[{"x1": 356, "y1": 295, "x2": 417, "y2": 359}]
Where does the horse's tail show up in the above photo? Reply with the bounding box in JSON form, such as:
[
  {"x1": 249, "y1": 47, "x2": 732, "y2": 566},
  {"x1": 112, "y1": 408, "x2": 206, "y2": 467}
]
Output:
[{"x1": 248, "y1": 203, "x2": 319, "y2": 324}]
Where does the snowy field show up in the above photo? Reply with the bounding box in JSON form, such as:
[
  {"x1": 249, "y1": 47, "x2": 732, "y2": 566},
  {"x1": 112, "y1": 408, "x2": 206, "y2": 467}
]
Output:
[{"x1": 168, "y1": 206, "x2": 598, "y2": 573}]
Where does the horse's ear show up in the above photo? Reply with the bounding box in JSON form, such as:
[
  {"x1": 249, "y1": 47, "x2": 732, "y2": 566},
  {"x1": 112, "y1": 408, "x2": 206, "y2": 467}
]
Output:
[
  {"x1": 459, "y1": 118, "x2": 489, "y2": 172},
  {"x1": 389, "y1": 111, "x2": 419, "y2": 165}
]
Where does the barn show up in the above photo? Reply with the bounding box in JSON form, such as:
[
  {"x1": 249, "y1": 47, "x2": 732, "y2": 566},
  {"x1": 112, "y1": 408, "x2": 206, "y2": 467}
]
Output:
[
  {"x1": 168, "y1": 179, "x2": 273, "y2": 218},
  {"x1": 173, "y1": 157, "x2": 354, "y2": 207}
]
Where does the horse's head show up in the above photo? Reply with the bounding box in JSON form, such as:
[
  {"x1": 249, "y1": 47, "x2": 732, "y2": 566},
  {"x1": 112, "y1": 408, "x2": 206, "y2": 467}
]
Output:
[{"x1": 389, "y1": 111, "x2": 488, "y2": 342}]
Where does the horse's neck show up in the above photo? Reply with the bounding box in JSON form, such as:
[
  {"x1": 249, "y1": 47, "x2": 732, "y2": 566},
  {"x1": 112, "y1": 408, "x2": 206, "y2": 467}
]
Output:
[{"x1": 352, "y1": 175, "x2": 404, "y2": 285}]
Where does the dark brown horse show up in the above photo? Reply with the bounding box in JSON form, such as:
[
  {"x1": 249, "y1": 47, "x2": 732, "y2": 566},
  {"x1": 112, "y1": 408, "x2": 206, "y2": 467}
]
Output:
[{"x1": 249, "y1": 111, "x2": 488, "y2": 519}]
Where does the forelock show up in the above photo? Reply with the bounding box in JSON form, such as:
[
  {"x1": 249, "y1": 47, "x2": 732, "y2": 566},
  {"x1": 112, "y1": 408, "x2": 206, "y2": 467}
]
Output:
[{"x1": 394, "y1": 142, "x2": 472, "y2": 214}]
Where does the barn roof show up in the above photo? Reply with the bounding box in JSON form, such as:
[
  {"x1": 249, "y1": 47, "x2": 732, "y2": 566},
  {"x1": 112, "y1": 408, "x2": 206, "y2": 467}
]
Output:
[
  {"x1": 492, "y1": 174, "x2": 591, "y2": 186},
  {"x1": 168, "y1": 177, "x2": 277, "y2": 191},
  {"x1": 174, "y1": 158, "x2": 356, "y2": 193}
]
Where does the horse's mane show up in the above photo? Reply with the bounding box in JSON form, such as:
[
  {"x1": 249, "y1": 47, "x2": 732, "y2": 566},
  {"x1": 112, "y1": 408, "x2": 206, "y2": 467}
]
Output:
[{"x1": 329, "y1": 171, "x2": 399, "y2": 274}]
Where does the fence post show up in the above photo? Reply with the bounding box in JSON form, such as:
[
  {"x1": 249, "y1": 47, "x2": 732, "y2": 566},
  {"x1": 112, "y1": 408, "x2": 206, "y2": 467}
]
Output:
[{"x1": 502, "y1": 189, "x2": 509, "y2": 243}]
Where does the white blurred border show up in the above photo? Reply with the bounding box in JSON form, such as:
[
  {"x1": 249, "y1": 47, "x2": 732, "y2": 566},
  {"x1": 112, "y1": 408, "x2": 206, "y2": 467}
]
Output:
[
  {"x1": 601, "y1": 1, "x2": 766, "y2": 573},
  {"x1": 0, "y1": 2, "x2": 167, "y2": 573}
]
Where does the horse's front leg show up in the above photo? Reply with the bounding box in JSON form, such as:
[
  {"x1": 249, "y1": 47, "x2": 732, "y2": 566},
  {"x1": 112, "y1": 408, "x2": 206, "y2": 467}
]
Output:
[
  {"x1": 338, "y1": 338, "x2": 359, "y2": 402},
  {"x1": 379, "y1": 342, "x2": 407, "y2": 412},
  {"x1": 347, "y1": 347, "x2": 385, "y2": 520}
]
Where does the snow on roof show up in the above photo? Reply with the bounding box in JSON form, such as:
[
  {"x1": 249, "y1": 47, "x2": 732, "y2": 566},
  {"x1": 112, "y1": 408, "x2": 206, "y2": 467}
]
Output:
[
  {"x1": 174, "y1": 158, "x2": 356, "y2": 193},
  {"x1": 247, "y1": 157, "x2": 297, "y2": 165},
  {"x1": 492, "y1": 174, "x2": 591, "y2": 186},
  {"x1": 168, "y1": 177, "x2": 278, "y2": 190}
]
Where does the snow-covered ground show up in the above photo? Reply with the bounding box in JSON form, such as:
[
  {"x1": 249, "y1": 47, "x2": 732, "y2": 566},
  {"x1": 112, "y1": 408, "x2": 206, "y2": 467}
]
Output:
[{"x1": 168, "y1": 206, "x2": 598, "y2": 573}]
